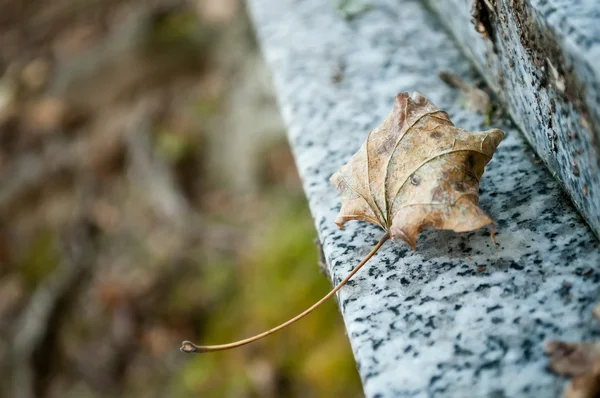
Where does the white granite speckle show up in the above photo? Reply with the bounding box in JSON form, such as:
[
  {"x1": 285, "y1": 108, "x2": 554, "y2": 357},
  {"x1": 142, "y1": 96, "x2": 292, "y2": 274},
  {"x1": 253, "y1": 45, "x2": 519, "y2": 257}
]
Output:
[{"x1": 247, "y1": 0, "x2": 600, "y2": 396}]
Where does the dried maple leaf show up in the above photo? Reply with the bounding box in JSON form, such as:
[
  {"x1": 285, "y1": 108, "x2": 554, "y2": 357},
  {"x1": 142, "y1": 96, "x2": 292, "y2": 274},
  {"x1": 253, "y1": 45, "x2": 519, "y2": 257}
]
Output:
[
  {"x1": 179, "y1": 92, "x2": 503, "y2": 354},
  {"x1": 331, "y1": 92, "x2": 503, "y2": 249},
  {"x1": 546, "y1": 341, "x2": 600, "y2": 398},
  {"x1": 546, "y1": 341, "x2": 600, "y2": 377},
  {"x1": 546, "y1": 305, "x2": 600, "y2": 398}
]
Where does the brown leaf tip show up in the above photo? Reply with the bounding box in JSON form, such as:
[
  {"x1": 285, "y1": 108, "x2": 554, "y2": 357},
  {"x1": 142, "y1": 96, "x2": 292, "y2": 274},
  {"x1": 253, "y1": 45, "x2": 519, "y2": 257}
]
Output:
[
  {"x1": 481, "y1": 128, "x2": 504, "y2": 152},
  {"x1": 392, "y1": 92, "x2": 450, "y2": 130}
]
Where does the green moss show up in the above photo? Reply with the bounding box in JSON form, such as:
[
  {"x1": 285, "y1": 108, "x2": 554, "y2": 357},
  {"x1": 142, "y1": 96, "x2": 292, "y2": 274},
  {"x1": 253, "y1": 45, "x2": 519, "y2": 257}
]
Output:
[
  {"x1": 176, "y1": 195, "x2": 361, "y2": 396},
  {"x1": 154, "y1": 128, "x2": 197, "y2": 164},
  {"x1": 152, "y1": 11, "x2": 200, "y2": 43},
  {"x1": 18, "y1": 230, "x2": 59, "y2": 289},
  {"x1": 190, "y1": 96, "x2": 222, "y2": 122},
  {"x1": 145, "y1": 7, "x2": 214, "y2": 63}
]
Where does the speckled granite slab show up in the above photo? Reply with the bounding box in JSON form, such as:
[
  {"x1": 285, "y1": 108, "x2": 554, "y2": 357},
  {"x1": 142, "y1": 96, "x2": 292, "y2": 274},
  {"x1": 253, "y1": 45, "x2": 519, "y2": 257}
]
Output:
[
  {"x1": 423, "y1": 0, "x2": 600, "y2": 240},
  {"x1": 246, "y1": 0, "x2": 600, "y2": 396}
]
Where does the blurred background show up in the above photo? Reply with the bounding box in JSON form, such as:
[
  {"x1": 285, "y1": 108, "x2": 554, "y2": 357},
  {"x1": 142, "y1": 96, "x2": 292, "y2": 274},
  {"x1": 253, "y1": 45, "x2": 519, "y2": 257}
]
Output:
[{"x1": 0, "y1": 0, "x2": 362, "y2": 396}]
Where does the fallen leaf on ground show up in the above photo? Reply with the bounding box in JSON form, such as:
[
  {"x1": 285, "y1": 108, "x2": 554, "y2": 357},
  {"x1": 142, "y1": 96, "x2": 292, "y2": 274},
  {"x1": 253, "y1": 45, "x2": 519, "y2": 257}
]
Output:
[
  {"x1": 180, "y1": 92, "x2": 505, "y2": 354},
  {"x1": 330, "y1": 92, "x2": 503, "y2": 249},
  {"x1": 545, "y1": 304, "x2": 600, "y2": 397},
  {"x1": 545, "y1": 341, "x2": 600, "y2": 377}
]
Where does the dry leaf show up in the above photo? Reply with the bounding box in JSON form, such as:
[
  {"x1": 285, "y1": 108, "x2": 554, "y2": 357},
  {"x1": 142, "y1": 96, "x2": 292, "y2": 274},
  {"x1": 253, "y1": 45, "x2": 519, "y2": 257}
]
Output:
[
  {"x1": 330, "y1": 92, "x2": 504, "y2": 249},
  {"x1": 545, "y1": 341, "x2": 600, "y2": 377},
  {"x1": 179, "y1": 92, "x2": 505, "y2": 354},
  {"x1": 545, "y1": 305, "x2": 600, "y2": 398}
]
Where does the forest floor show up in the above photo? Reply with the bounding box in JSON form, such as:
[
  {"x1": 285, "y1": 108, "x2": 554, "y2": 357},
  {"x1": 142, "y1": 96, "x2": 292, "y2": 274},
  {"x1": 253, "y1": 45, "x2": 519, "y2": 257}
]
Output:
[{"x1": 0, "y1": 0, "x2": 361, "y2": 397}]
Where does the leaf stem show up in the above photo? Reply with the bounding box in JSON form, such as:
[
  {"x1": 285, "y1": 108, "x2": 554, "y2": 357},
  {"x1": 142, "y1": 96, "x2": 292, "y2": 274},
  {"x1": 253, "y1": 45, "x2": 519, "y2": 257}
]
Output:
[{"x1": 180, "y1": 232, "x2": 390, "y2": 354}]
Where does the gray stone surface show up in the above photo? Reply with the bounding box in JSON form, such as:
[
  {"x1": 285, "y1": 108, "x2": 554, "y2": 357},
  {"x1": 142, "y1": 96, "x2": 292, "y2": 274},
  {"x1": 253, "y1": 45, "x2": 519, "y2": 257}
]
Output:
[
  {"x1": 423, "y1": 0, "x2": 600, "y2": 240},
  {"x1": 247, "y1": 0, "x2": 600, "y2": 396}
]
